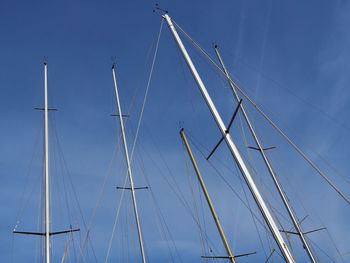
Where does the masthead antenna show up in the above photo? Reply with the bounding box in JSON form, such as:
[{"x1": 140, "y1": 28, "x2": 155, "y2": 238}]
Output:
[{"x1": 153, "y1": 3, "x2": 168, "y2": 14}]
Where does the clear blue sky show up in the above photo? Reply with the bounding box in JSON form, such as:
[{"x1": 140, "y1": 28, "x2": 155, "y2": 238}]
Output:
[{"x1": 1, "y1": 0, "x2": 350, "y2": 262}]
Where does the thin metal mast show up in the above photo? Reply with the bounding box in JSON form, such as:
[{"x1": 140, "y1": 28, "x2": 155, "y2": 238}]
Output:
[
  {"x1": 180, "y1": 129, "x2": 236, "y2": 263},
  {"x1": 214, "y1": 46, "x2": 316, "y2": 263},
  {"x1": 111, "y1": 65, "x2": 146, "y2": 263},
  {"x1": 163, "y1": 14, "x2": 295, "y2": 263},
  {"x1": 44, "y1": 61, "x2": 50, "y2": 263}
]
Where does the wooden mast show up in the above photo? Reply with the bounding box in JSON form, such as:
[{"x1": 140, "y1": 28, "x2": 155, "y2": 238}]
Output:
[{"x1": 180, "y1": 129, "x2": 237, "y2": 263}]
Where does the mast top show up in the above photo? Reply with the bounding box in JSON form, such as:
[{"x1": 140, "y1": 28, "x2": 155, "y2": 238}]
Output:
[
  {"x1": 111, "y1": 56, "x2": 117, "y2": 69},
  {"x1": 154, "y1": 3, "x2": 168, "y2": 14}
]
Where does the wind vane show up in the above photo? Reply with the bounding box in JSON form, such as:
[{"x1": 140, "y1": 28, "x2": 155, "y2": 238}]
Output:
[{"x1": 153, "y1": 3, "x2": 168, "y2": 14}]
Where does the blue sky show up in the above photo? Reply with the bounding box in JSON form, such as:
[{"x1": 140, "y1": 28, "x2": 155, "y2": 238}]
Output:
[{"x1": 1, "y1": 0, "x2": 350, "y2": 262}]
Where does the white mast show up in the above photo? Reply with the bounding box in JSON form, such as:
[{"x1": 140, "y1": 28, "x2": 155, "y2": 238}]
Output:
[
  {"x1": 111, "y1": 65, "x2": 146, "y2": 263},
  {"x1": 214, "y1": 46, "x2": 316, "y2": 263},
  {"x1": 13, "y1": 62, "x2": 80, "y2": 261},
  {"x1": 44, "y1": 61, "x2": 50, "y2": 263},
  {"x1": 163, "y1": 14, "x2": 295, "y2": 263}
]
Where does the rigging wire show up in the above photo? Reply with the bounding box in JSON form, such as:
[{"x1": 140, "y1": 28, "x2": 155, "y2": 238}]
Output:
[
  {"x1": 171, "y1": 28, "x2": 269, "y2": 258},
  {"x1": 172, "y1": 28, "x2": 295, "y2": 243},
  {"x1": 239, "y1": 160, "x2": 270, "y2": 259},
  {"x1": 142, "y1": 122, "x2": 226, "y2": 261},
  {"x1": 237, "y1": 103, "x2": 296, "y2": 254},
  {"x1": 169, "y1": 28, "x2": 271, "y2": 259},
  {"x1": 142, "y1": 124, "x2": 198, "y2": 220},
  {"x1": 104, "y1": 169, "x2": 129, "y2": 262},
  {"x1": 217, "y1": 44, "x2": 350, "y2": 133},
  {"x1": 182, "y1": 142, "x2": 208, "y2": 262},
  {"x1": 133, "y1": 144, "x2": 181, "y2": 262},
  {"x1": 318, "y1": 252, "x2": 350, "y2": 263},
  {"x1": 244, "y1": 112, "x2": 298, "y2": 256},
  {"x1": 243, "y1": 88, "x2": 350, "y2": 187},
  {"x1": 196, "y1": 169, "x2": 215, "y2": 260},
  {"x1": 128, "y1": 113, "x2": 223, "y2": 260},
  {"x1": 175, "y1": 37, "x2": 222, "y2": 260},
  {"x1": 77, "y1": 134, "x2": 121, "y2": 263},
  {"x1": 185, "y1": 131, "x2": 302, "y2": 259},
  {"x1": 236, "y1": 83, "x2": 345, "y2": 261},
  {"x1": 112, "y1": 18, "x2": 163, "y2": 261},
  {"x1": 239, "y1": 81, "x2": 350, "y2": 188},
  {"x1": 129, "y1": 18, "x2": 164, "y2": 162},
  {"x1": 52, "y1": 116, "x2": 98, "y2": 263},
  {"x1": 234, "y1": 110, "x2": 272, "y2": 257},
  {"x1": 41, "y1": 157, "x2": 45, "y2": 263},
  {"x1": 103, "y1": 18, "x2": 164, "y2": 262},
  {"x1": 268, "y1": 152, "x2": 345, "y2": 262},
  {"x1": 79, "y1": 16, "x2": 166, "y2": 263},
  {"x1": 168, "y1": 19, "x2": 350, "y2": 256},
  {"x1": 169, "y1": 34, "x2": 219, "y2": 223},
  {"x1": 308, "y1": 238, "x2": 336, "y2": 263},
  {"x1": 184, "y1": 132, "x2": 269, "y2": 256},
  {"x1": 11, "y1": 115, "x2": 46, "y2": 263},
  {"x1": 169, "y1": 17, "x2": 350, "y2": 205},
  {"x1": 128, "y1": 190, "x2": 139, "y2": 262},
  {"x1": 51, "y1": 113, "x2": 83, "y2": 262},
  {"x1": 78, "y1": 16, "x2": 164, "y2": 263},
  {"x1": 50, "y1": 115, "x2": 62, "y2": 260},
  {"x1": 12, "y1": 119, "x2": 44, "y2": 229}
]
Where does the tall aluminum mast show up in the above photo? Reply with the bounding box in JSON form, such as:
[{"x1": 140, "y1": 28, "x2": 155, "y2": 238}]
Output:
[
  {"x1": 12, "y1": 62, "x2": 80, "y2": 261},
  {"x1": 214, "y1": 46, "x2": 316, "y2": 263},
  {"x1": 163, "y1": 14, "x2": 295, "y2": 263},
  {"x1": 112, "y1": 65, "x2": 146, "y2": 263},
  {"x1": 44, "y1": 61, "x2": 50, "y2": 263}
]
